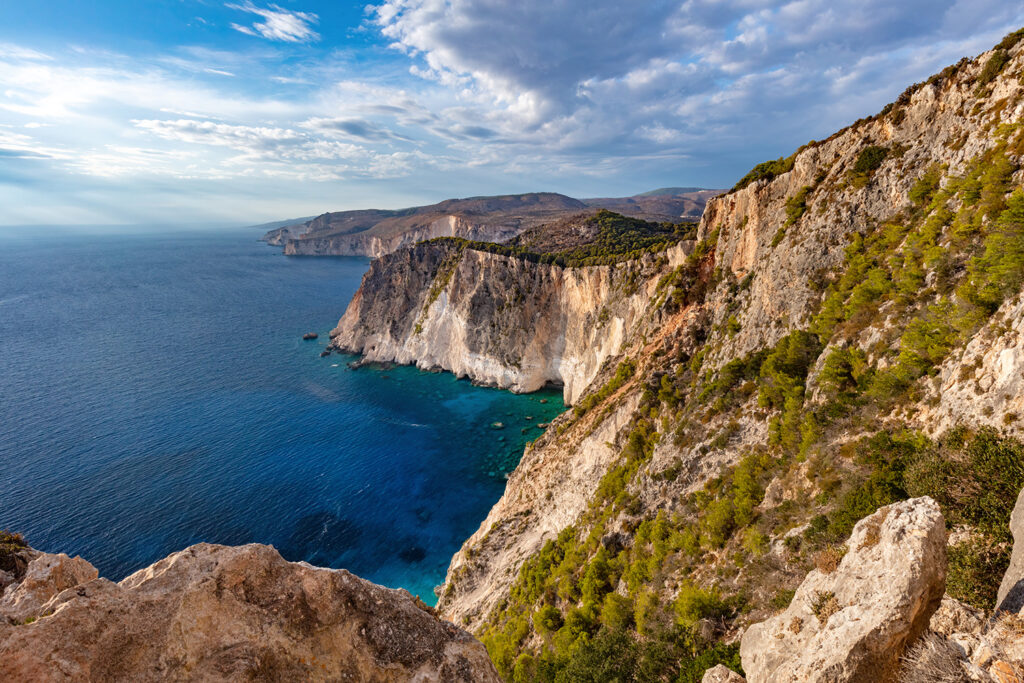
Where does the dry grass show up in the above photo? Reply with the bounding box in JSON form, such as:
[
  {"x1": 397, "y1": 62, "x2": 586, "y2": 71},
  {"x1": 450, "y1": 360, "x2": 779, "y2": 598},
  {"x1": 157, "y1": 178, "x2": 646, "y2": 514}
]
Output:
[
  {"x1": 814, "y1": 545, "x2": 848, "y2": 574},
  {"x1": 811, "y1": 591, "x2": 841, "y2": 624},
  {"x1": 899, "y1": 633, "x2": 968, "y2": 683},
  {"x1": 858, "y1": 509, "x2": 889, "y2": 550}
]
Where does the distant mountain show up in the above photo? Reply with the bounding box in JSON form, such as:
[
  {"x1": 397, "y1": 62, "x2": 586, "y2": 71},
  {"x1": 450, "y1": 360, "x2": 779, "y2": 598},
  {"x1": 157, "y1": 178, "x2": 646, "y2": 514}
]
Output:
[
  {"x1": 264, "y1": 188, "x2": 722, "y2": 257},
  {"x1": 582, "y1": 188, "x2": 722, "y2": 222},
  {"x1": 245, "y1": 216, "x2": 316, "y2": 232}
]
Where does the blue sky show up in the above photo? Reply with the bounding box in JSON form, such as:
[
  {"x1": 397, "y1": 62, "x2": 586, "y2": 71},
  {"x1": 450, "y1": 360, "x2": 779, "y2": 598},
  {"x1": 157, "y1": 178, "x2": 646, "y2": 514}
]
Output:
[{"x1": 1, "y1": 1, "x2": 1023, "y2": 226}]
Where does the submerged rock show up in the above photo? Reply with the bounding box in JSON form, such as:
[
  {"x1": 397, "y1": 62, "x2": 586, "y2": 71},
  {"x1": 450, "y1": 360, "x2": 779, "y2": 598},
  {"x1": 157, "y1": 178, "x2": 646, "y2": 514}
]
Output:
[
  {"x1": 740, "y1": 497, "x2": 946, "y2": 683},
  {"x1": 0, "y1": 543, "x2": 499, "y2": 682}
]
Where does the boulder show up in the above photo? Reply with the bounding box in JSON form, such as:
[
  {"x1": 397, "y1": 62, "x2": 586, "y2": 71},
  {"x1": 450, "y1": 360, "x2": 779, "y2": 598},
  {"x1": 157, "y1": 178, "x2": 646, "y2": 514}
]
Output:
[
  {"x1": 0, "y1": 543, "x2": 500, "y2": 682},
  {"x1": 701, "y1": 663, "x2": 746, "y2": 682},
  {"x1": 740, "y1": 497, "x2": 946, "y2": 682},
  {"x1": 998, "y1": 487, "x2": 1024, "y2": 613},
  {"x1": 0, "y1": 551, "x2": 97, "y2": 623}
]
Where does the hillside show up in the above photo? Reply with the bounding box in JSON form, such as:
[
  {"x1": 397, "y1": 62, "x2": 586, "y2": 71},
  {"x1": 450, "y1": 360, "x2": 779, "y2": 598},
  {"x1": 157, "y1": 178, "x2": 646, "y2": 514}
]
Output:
[
  {"x1": 330, "y1": 30, "x2": 1024, "y2": 681},
  {"x1": 263, "y1": 189, "x2": 719, "y2": 257}
]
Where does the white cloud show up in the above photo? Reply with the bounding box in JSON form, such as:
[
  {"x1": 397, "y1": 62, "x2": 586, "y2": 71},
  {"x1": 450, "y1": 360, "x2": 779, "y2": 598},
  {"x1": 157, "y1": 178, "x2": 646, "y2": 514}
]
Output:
[{"x1": 227, "y1": 2, "x2": 320, "y2": 43}]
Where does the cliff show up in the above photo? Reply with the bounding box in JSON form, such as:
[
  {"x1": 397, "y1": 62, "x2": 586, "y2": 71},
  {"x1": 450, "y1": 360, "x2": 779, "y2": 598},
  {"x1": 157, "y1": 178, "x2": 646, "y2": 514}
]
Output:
[
  {"x1": 265, "y1": 189, "x2": 719, "y2": 257},
  {"x1": 329, "y1": 30, "x2": 1024, "y2": 681},
  {"x1": 331, "y1": 238, "x2": 692, "y2": 404},
  {"x1": 0, "y1": 539, "x2": 499, "y2": 682}
]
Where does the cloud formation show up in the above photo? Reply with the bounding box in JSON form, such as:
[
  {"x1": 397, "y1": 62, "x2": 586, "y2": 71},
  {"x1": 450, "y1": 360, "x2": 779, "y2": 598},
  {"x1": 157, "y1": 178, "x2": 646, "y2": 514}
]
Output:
[
  {"x1": 228, "y1": 2, "x2": 320, "y2": 43},
  {"x1": 2, "y1": 1, "x2": 1024, "y2": 225}
]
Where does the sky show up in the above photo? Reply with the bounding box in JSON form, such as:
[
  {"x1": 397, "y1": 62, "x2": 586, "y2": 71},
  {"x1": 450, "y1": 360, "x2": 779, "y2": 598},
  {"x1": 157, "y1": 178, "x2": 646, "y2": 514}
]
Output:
[{"x1": 1, "y1": 1, "x2": 1023, "y2": 226}]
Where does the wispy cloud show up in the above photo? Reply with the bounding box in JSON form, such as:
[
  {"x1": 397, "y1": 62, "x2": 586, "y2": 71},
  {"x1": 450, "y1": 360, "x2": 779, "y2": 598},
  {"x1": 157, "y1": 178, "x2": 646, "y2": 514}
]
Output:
[{"x1": 227, "y1": 2, "x2": 320, "y2": 43}]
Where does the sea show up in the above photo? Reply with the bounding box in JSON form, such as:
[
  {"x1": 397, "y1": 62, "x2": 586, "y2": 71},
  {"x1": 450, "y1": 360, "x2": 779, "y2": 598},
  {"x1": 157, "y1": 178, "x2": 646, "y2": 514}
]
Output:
[{"x1": 0, "y1": 227, "x2": 564, "y2": 603}]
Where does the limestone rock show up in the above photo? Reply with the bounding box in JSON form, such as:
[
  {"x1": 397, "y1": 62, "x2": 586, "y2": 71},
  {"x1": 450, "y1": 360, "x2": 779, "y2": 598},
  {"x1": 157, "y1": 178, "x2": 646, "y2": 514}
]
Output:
[
  {"x1": 701, "y1": 663, "x2": 746, "y2": 682},
  {"x1": 930, "y1": 596, "x2": 987, "y2": 637},
  {"x1": 740, "y1": 497, "x2": 947, "y2": 682},
  {"x1": 999, "y1": 487, "x2": 1024, "y2": 613},
  {"x1": 331, "y1": 239, "x2": 693, "y2": 405},
  {"x1": 0, "y1": 543, "x2": 499, "y2": 682},
  {"x1": 0, "y1": 551, "x2": 97, "y2": 624}
]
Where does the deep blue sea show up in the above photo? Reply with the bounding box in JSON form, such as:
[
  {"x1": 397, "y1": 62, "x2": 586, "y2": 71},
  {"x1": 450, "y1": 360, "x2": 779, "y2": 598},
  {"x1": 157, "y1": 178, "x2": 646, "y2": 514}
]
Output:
[{"x1": 0, "y1": 228, "x2": 563, "y2": 602}]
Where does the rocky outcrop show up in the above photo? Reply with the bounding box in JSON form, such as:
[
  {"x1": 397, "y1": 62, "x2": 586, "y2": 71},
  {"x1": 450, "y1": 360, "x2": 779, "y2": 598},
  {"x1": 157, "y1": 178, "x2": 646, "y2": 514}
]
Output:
[
  {"x1": 999, "y1": 487, "x2": 1024, "y2": 612},
  {"x1": 0, "y1": 543, "x2": 499, "y2": 682},
  {"x1": 0, "y1": 549, "x2": 97, "y2": 624},
  {"x1": 740, "y1": 497, "x2": 946, "y2": 682},
  {"x1": 919, "y1": 293, "x2": 1024, "y2": 439},
  {"x1": 701, "y1": 663, "x2": 746, "y2": 682},
  {"x1": 332, "y1": 240, "x2": 692, "y2": 405}
]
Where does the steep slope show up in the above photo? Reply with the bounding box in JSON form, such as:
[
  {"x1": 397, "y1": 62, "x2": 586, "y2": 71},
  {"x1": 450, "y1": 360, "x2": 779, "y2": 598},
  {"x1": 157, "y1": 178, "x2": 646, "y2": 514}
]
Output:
[
  {"x1": 265, "y1": 189, "x2": 719, "y2": 257},
  {"x1": 331, "y1": 30, "x2": 1024, "y2": 681},
  {"x1": 0, "y1": 539, "x2": 499, "y2": 682}
]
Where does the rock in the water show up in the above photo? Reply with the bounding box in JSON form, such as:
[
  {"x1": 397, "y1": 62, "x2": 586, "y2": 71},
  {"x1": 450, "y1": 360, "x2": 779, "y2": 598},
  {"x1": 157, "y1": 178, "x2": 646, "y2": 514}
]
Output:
[
  {"x1": 999, "y1": 487, "x2": 1024, "y2": 613},
  {"x1": 701, "y1": 663, "x2": 745, "y2": 682},
  {"x1": 0, "y1": 543, "x2": 500, "y2": 682},
  {"x1": 740, "y1": 497, "x2": 946, "y2": 683},
  {"x1": 0, "y1": 550, "x2": 97, "y2": 624},
  {"x1": 302, "y1": 332, "x2": 318, "y2": 340}
]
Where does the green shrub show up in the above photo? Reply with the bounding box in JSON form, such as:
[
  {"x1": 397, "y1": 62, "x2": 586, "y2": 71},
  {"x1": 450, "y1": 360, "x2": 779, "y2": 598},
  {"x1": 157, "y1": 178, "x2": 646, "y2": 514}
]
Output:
[
  {"x1": 785, "y1": 185, "x2": 814, "y2": 226},
  {"x1": 853, "y1": 146, "x2": 889, "y2": 175},
  {"x1": 947, "y1": 537, "x2": 1009, "y2": 610},
  {"x1": 674, "y1": 583, "x2": 728, "y2": 626},
  {"x1": 601, "y1": 593, "x2": 634, "y2": 631},
  {"x1": 978, "y1": 48, "x2": 1010, "y2": 86},
  {"x1": 850, "y1": 145, "x2": 889, "y2": 187},
  {"x1": 904, "y1": 427, "x2": 1024, "y2": 538},
  {"x1": 534, "y1": 604, "x2": 564, "y2": 634},
  {"x1": 575, "y1": 359, "x2": 636, "y2": 417},
  {"x1": 733, "y1": 154, "x2": 796, "y2": 192},
  {"x1": 909, "y1": 164, "x2": 943, "y2": 205}
]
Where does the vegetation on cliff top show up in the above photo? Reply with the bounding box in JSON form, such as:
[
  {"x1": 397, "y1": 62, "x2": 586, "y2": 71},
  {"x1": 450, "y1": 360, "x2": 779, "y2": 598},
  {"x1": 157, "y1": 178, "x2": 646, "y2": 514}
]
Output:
[{"x1": 425, "y1": 210, "x2": 695, "y2": 268}]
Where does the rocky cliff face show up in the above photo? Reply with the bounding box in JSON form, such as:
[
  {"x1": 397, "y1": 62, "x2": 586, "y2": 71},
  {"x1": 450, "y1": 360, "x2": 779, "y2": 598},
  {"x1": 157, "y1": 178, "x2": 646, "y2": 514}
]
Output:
[
  {"x1": 332, "y1": 240, "x2": 693, "y2": 404},
  {"x1": 400, "y1": 33, "x2": 1024, "y2": 681},
  {"x1": 285, "y1": 214, "x2": 528, "y2": 258},
  {"x1": 0, "y1": 541, "x2": 499, "y2": 682}
]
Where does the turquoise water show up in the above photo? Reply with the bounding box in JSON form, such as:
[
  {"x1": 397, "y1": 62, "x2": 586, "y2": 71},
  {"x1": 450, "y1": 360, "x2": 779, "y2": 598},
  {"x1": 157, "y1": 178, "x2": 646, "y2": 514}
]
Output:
[{"x1": 0, "y1": 229, "x2": 564, "y2": 602}]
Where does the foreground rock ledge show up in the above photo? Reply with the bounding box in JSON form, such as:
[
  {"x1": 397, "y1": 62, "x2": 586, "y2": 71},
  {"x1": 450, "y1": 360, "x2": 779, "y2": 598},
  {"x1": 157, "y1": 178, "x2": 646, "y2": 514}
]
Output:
[
  {"x1": 0, "y1": 543, "x2": 500, "y2": 682},
  {"x1": 740, "y1": 496, "x2": 947, "y2": 683}
]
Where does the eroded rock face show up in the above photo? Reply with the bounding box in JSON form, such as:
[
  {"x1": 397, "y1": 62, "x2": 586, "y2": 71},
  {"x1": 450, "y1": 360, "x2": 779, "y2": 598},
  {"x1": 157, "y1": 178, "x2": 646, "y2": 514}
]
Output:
[
  {"x1": 740, "y1": 497, "x2": 947, "y2": 682},
  {"x1": 999, "y1": 487, "x2": 1024, "y2": 613},
  {"x1": 332, "y1": 241, "x2": 692, "y2": 405},
  {"x1": 0, "y1": 543, "x2": 499, "y2": 683},
  {"x1": 0, "y1": 550, "x2": 98, "y2": 624}
]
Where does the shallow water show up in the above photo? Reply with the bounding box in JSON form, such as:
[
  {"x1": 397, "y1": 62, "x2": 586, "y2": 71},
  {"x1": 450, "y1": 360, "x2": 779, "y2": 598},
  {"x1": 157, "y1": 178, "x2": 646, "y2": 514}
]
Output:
[{"x1": 0, "y1": 229, "x2": 564, "y2": 602}]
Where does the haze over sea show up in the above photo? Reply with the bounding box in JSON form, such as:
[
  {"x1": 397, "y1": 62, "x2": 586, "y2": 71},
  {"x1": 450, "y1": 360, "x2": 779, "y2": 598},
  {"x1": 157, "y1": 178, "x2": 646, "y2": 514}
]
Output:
[{"x1": 0, "y1": 228, "x2": 563, "y2": 602}]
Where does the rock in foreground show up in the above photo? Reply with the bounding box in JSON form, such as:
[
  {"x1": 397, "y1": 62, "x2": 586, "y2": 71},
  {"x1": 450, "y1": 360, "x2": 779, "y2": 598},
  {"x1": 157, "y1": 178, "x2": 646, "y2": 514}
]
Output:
[
  {"x1": 740, "y1": 497, "x2": 946, "y2": 682},
  {"x1": 0, "y1": 543, "x2": 500, "y2": 682}
]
